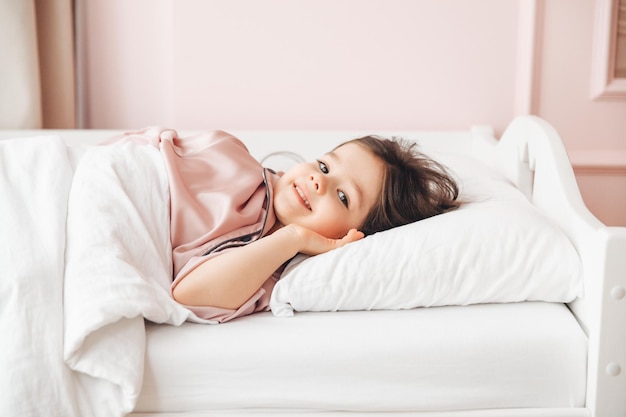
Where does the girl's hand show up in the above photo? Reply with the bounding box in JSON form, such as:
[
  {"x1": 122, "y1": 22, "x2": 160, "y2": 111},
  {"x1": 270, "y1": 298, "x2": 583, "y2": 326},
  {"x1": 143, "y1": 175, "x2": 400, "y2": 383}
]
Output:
[{"x1": 285, "y1": 224, "x2": 365, "y2": 256}]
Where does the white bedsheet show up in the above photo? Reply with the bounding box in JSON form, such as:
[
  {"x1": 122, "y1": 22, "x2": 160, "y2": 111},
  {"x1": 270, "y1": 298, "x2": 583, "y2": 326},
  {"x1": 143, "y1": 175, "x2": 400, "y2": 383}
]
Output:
[
  {"x1": 0, "y1": 135, "x2": 194, "y2": 417},
  {"x1": 135, "y1": 301, "x2": 587, "y2": 413}
]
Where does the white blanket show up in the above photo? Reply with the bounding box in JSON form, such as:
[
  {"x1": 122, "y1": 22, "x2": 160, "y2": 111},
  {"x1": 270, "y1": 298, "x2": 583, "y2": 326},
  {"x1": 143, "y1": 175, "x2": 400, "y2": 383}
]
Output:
[{"x1": 0, "y1": 135, "x2": 193, "y2": 417}]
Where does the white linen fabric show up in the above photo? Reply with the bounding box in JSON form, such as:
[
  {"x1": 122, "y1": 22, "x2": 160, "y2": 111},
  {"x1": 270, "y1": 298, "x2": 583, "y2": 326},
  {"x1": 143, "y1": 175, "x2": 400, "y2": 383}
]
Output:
[
  {"x1": 270, "y1": 152, "x2": 584, "y2": 316},
  {"x1": 0, "y1": 135, "x2": 194, "y2": 417},
  {"x1": 134, "y1": 302, "x2": 587, "y2": 413}
]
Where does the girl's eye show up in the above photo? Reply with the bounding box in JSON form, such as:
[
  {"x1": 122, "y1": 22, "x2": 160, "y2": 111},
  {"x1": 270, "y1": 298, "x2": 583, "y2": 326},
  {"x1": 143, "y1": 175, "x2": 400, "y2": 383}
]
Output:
[
  {"x1": 317, "y1": 160, "x2": 329, "y2": 174},
  {"x1": 338, "y1": 190, "x2": 349, "y2": 208}
]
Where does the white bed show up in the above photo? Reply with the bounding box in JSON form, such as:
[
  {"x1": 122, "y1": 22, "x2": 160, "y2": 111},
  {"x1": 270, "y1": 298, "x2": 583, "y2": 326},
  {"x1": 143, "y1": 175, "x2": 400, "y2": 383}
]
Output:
[{"x1": 0, "y1": 116, "x2": 624, "y2": 417}]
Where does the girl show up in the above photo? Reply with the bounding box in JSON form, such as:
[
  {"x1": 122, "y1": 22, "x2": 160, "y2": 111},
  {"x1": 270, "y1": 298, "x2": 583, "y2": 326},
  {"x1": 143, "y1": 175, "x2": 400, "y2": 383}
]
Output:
[{"x1": 108, "y1": 128, "x2": 460, "y2": 322}]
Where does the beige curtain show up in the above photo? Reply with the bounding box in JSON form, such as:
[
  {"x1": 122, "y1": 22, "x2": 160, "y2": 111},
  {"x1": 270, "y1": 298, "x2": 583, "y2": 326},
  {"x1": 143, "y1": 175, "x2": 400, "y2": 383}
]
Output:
[
  {"x1": 617, "y1": 0, "x2": 626, "y2": 77},
  {"x1": 0, "y1": 0, "x2": 76, "y2": 129}
]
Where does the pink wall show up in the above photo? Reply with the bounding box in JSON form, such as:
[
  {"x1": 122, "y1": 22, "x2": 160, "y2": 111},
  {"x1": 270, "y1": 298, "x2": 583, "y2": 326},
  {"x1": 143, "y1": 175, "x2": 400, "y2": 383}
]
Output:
[
  {"x1": 77, "y1": 0, "x2": 519, "y2": 132},
  {"x1": 75, "y1": 0, "x2": 626, "y2": 226},
  {"x1": 535, "y1": 0, "x2": 626, "y2": 227}
]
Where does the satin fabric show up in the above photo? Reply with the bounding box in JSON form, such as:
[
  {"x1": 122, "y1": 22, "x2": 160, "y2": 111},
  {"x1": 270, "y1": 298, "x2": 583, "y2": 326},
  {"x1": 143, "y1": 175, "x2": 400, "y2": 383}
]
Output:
[{"x1": 104, "y1": 127, "x2": 281, "y2": 322}]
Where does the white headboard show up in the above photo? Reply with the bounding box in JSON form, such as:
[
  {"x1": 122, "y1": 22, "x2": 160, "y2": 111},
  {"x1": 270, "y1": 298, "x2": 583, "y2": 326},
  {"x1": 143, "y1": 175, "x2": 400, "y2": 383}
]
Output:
[{"x1": 472, "y1": 116, "x2": 626, "y2": 417}]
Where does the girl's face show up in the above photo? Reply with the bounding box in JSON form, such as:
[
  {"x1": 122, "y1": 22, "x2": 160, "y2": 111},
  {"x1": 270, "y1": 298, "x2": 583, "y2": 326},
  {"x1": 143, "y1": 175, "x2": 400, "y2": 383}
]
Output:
[{"x1": 272, "y1": 143, "x2": 384, "y2": 239}]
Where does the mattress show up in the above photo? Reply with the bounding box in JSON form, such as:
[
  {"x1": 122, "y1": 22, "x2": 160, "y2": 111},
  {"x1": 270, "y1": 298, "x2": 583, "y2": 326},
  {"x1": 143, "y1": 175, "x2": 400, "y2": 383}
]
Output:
[{"x1": 134, "y1": 301, "x2": 587, "y2": 413}]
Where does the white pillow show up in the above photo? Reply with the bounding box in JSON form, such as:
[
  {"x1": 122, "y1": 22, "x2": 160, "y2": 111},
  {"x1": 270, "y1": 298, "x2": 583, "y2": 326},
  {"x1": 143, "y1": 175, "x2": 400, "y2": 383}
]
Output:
[{"x1": 270, "y1": 152, "x2": 583, "y2": 317}]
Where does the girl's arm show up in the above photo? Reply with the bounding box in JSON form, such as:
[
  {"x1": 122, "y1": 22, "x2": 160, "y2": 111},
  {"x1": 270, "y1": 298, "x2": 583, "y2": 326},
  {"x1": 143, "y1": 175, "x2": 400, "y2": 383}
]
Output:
[{"x1": 171, "y1": 225, "x2": 363, "y2": 310}]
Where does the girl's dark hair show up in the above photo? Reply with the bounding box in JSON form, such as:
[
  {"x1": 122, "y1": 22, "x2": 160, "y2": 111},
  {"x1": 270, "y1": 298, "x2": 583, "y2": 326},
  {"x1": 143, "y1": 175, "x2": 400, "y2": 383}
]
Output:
[{"x1": 339, "y1": 135, "x2": 461, "y2": 236}]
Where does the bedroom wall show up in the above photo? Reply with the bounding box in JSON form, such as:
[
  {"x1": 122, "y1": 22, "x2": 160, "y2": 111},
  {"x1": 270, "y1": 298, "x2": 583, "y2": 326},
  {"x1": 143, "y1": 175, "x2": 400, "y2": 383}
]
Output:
[{"x1": 75, "y1": 0, "x2": 626, "y2": 226}]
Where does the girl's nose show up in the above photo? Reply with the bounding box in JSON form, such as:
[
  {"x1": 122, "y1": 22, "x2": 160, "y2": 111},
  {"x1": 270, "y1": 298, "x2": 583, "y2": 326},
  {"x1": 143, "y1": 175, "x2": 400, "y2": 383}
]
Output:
[{"x1": 310, "y1": 174, "x2": 325, "y2": 194}]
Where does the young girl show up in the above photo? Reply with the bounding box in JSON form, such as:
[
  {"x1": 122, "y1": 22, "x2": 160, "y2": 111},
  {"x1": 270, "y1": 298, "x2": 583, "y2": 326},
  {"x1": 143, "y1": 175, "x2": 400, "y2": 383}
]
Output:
[{"x1": 109, "y1": 127, "x2": 460, "y2": 322}]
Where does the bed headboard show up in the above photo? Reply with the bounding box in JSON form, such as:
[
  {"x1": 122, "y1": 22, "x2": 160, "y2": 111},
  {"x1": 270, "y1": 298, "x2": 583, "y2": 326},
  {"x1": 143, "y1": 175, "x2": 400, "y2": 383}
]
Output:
[{"x1": 470, "y1": 115, "x2": 626, "y2": 417}]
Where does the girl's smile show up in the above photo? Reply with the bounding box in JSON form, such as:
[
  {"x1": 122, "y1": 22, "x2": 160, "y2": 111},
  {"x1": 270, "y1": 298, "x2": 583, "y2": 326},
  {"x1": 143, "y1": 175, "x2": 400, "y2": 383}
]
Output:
[{"x1": 293, "y1": 183, "x2": 311, "y2": 210}]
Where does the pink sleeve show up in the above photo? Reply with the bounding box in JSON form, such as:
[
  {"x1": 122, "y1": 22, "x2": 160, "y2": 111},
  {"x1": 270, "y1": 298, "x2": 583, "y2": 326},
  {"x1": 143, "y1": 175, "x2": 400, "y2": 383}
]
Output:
[
  {"x1": 179, "y1": 274, "x2": 279, "y2": 323},
  {"x1": 99, "y1": 126, "x2": 172, "y2": 146}
]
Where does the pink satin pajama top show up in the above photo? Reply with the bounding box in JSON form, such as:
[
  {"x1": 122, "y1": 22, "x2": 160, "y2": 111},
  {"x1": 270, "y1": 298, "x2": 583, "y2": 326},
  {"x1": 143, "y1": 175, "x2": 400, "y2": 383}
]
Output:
[{"x1": 105, "y1": 127, "x2": 281, "y2": 322}]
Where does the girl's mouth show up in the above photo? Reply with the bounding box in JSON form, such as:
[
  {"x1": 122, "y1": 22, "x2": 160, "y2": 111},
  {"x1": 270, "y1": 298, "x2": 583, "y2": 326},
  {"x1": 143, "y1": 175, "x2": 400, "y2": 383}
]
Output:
[{"x1": 293, "y1": 184, "x2": 311, "y2": 210}]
